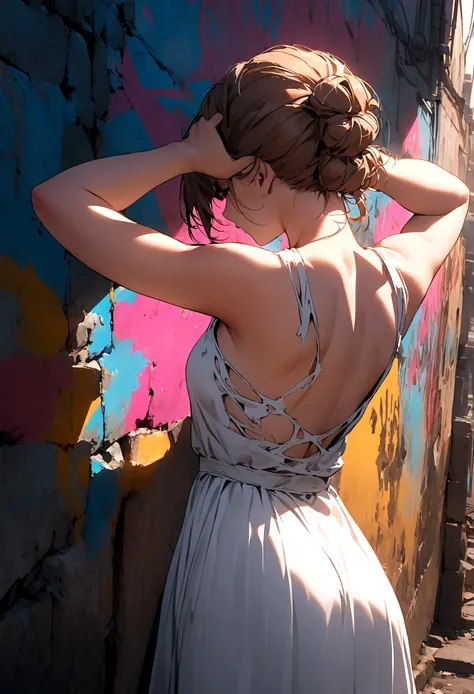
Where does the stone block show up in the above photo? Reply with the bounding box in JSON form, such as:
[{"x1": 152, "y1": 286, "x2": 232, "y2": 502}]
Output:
[
  {"x1": 444, "y1": 521, "x2": 465, "y2": 570},
  {"x1": 104, "y1": 4, "x2": 125, "y2": 51},
  {"x1": 67, "y1": 258, "x2": 112, "y2": 350},
  {"x1": 0, "y1": 444, "x2": 69, "y2": 600},
  {"x1": 438, "y1": 568, "x2": 465, "y2": 629},
  {"x1": 449, "y1": 417, "x2": 472, "y2": 483},
  {"x1": 107, "y1": 46, "x2": 122, "y2": 91},
  {"x1": 0, "y1": 0, "x2": 68, "y2": 84},
  {"x1": 41, "y1": 539, "x2": 113, "y2": 693},
  {"x1": 434, "y1": 636, "x2": 474, "y2": 675},
  {"x1": 446, "y1": 480, "x2": 468, "y2": 522},
  {"x1": 61, "y1": 120, "x2": 95, "y2": 171},
  {"x1": 113, "y1": 419, "x2": 198, "y2": 694},
  {"x1": 66, "y1": 31, "x2": 95, "y2": 129},
  {"x1": 92, "y1": 38, "x2": 111, "y2": 119},
  {"x1": 425, "y1": 633, "x2": 445, "y2": 648},
  {"x1": 0, "y1": 594, "x2": 52, "y2": 693},
  {"x1": 53, "y1": 0, "x2": 94, "y2": 28},
  {"x1": 466, "y1": 564, "x2": 474, "y2": 590}
]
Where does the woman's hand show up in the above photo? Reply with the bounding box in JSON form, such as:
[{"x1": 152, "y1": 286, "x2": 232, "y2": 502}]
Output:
[{"x1": 181, "y1": 114, "x2": 254, "y2": 179}]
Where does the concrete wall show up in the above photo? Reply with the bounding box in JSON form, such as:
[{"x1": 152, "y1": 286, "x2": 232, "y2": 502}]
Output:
[{"x1": 0, "y1": 0, "x2": 469, "y2": 691}]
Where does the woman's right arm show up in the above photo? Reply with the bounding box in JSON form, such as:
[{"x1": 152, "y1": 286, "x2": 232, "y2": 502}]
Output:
[{"x1": 372, "y1": 156, "x2": 470, "y2": 331}]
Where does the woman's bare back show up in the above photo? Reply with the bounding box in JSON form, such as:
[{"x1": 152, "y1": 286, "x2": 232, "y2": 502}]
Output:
[{"x1": 215, "y1": 237, "x2": 402, "y2": 456}]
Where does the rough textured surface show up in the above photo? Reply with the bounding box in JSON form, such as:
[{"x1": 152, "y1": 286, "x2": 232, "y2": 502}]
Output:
[
  {"x1": 435, "y1": 639, "x2": 474, "y2": 675},
  {"x1": 0, "y1": 0, "x2": 471, "y2": 691}
]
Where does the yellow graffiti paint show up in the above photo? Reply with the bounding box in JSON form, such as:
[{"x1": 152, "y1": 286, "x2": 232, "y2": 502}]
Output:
[
  {"x1": 338, "y1": 358, "x2": 419, "y2": 599},
  {"x1": 55, "y1": 446, "x2": 90, "y2": 519},
  {"x1": 0, "y1": 257, "x2": 68, "y2": 357},
  {"x1": 48, "y1": 364, "x2": 101, "y2": 446},
  {"x1": 131, "y1": 430, "x2": 171, "y2": 466}
]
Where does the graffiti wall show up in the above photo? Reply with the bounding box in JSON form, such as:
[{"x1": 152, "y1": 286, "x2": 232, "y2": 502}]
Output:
[{"x1": 0, "y1": 0, "x2": 469, "y2": 690}]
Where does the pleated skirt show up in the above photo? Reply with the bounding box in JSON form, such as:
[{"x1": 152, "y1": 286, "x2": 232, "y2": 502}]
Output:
[{"x1": 149, "y1": 472, "x2": 416, "y2": 694}]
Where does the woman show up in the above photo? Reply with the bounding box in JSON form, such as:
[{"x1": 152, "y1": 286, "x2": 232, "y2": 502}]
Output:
[{"x1": 32, "y1": 45, "x2": 469, "y2": 693}]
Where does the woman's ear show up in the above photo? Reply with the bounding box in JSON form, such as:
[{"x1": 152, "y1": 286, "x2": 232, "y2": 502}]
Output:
[{"x1": 255, "y1": 159, "x2": 276, "y2": 196}]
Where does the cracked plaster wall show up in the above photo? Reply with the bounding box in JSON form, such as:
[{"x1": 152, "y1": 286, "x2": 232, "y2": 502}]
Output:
[{"x1": 0, "y1": 0, "x2": 469, "y2": 691}]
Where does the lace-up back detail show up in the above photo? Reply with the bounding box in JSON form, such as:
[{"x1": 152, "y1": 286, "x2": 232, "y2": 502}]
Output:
[{"x1": 185, "y1": 245, "x2": 408, "y2": 494}]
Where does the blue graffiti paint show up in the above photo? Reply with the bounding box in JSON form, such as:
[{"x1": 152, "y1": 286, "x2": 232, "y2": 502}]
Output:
[
  {"x1": 114, "y1": 287, "x2": 138, "y2": 306},
  {"x1": 0, "y1": 65, "x2": 70, "y2": 299},
  {"x1": 82, "y1": 401, "x2": 104, "y2": 442},
  {"x1": 134, "y1": 0, "x2": 204, "y2": 81},
  {"x1": 126, "y1": 36, "x2": 175, "y2": 91},
  {"x1": 101, "y1": 338, "x2": 148, "y2": 440},
  {"x1": 338, "y1": 0, "x2": 376, "y2": 30},
  {"x1": 83, "y1": 460, "x2": 120, "y2": 555},
  {"x1": 417, "y1": 108, "x2": 432, "y2": 160},
  {"x1": 251, "y1": 0, "x2": 282, "y2": 41},
  {"x1": 398, "y1": 313, "x2": 427, "y2": 475},
  {"x1": 203, "y1": 7, "x2": 217, "y2": 47}
]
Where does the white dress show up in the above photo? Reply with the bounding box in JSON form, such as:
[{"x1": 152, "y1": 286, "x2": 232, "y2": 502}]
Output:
[{"x1": 149, "y1": 247, "x2": 416, "y2": 694}]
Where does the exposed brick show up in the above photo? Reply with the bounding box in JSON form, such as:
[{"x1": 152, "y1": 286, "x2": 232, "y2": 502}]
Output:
[
  {"x1": 444, "y1": 521, "x2": 465, "y2": 570},
  {"x1": 448, "y1": 417, "x2": 472, "y2": 483},
  {"x1": 438, "y1": 568, "x2": 465, "y2": 629},
  {"x1": 446, "y1": 480, "x2": 468, "y2": 522}
]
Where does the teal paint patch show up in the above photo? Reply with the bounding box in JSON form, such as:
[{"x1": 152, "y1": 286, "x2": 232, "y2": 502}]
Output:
[
  {"x1": 83, "y1": 462, "x2": 120, "y2": 555},
  {"x1": 417, "y1": 108, "x2": 433, "y2": 159},
  {"x1": 251, "y1": 0, "x2": 282, "y2": 39},
  {"x1": 339, "y1": 0, "x2": 376, "y2": 28},
  {"x1": 126, "y1": 36, "x2": 175, "y2": 91},
  {"x1": 82, "y1": 401, "x2": 104, "y2": 443},
  {"x1": 114, "y1": 287, "x2": 138, "y2": 306},
  {"x1": 203, "y1": 7, "x2": 217, "y2": 46},
  {"x1": 398, "y1": 314, "x2": 427, "y2": 475},
  {"x1": 91, "y1": 458, "x2": 104, "y2": 476},
  {"x1": 104, "y1": 103, "x2": 154, "y2": 158},
  {"x1": 101, "y1": 339, "x2": 148, "y2": 441}
]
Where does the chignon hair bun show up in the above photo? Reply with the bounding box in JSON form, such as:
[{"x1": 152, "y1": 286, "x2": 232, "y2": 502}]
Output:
[{"x1": 182, "y1": 44, "x2": 389, "y2": 240}]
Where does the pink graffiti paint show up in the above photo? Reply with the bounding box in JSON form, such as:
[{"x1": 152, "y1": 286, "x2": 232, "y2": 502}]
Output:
[
  {"x1": 401, "y1": 117, "x2": 422, "y2": 159},
  {"x1": 373, "y1": 199, "x2": 412, "y2": 243},
  {"x1": 112, "y1": 298, "x2": 210, "y2": 429},
  {"x1": 141, "y1": 3, "x2": 154, "y2": 26},
  {"x1": 0, "y1": 354, "x2": 73, "y2": 443}
]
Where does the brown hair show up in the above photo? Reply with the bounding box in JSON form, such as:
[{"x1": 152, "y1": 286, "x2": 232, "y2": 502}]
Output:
[{"x1": 181, "y1": 44, "x2": 389, "y2": 242}]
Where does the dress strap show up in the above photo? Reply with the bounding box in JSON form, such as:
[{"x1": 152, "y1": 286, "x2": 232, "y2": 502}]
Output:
[
  {"x1": 370, "y1": 246, "x2": 408, "y2": 340},
  {"x1": 278, "y1": 248, "x2": 321, "y2": 377}
]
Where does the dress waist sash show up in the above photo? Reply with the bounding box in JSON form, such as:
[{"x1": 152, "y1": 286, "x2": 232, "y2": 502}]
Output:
[{"x1": 199, "y1": 455, "x2": 331, "y2": 494}]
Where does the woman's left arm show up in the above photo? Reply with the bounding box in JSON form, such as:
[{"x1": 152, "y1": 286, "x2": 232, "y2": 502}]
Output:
[{"x1": 31, "y1": 118, "x2": 275, "y2": 324}]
